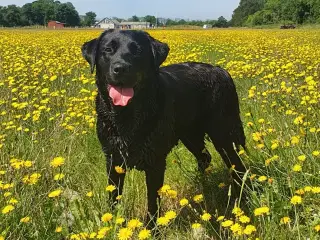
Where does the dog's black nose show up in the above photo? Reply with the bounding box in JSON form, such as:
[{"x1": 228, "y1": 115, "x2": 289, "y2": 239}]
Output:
[{"x1": 112, "y1": 63, "x2": 129, "y2": 75}]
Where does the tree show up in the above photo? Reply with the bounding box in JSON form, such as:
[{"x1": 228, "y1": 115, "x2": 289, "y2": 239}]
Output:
[
  {"x1": 56, "y1": 2, "x2": 80, "y2": 26},
  {"x1": 215, "y1": 16, "x2": 228, "y2": 28},
  {"x1": 3, "y1": 5, "x2": 22, "y2": 27},
  {"x1": 21, "y1": 3, "x2": 34, "y2": 25},
  {"x1": 129, "y1": 15, "x2": 139, "y2": 22},
  {"x1": 83, "y1": 11, "x2": 96, "y2": 26},
  {"x1": 144, "y1": 15, "x2": 156, "y2": 25},
  {"x1": 231, "y1": 0, "x2": 266, "y2": 26}
]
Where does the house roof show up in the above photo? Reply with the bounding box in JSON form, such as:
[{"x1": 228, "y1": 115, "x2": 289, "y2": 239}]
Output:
[{"x1": 94, "y1": 17, "x2": 120, "y2": 26}]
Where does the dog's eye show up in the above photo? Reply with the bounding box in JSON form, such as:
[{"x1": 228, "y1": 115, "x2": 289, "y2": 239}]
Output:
[{"x1": 105, "y1": 47, "x2": 113, "y2": 53}]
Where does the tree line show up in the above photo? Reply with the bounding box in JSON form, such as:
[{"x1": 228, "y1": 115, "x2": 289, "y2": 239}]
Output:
[
  {"x1": 0, "y1": 0, "x2": 96, "y2": 27},
  {"x1": 231, "y1": 0, "x2": 320, "y2": 26},
  {"x1": 125, "y1": 15, "x2": 229, "y2": 28},
  {"x1": 0, "y1": 0, "x2": 229, "y2": 28}
]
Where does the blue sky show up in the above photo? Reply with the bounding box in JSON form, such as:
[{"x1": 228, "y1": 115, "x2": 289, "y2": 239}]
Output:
[{"x1": 3, "y1": 0, "x2": 240, "y2": 20}]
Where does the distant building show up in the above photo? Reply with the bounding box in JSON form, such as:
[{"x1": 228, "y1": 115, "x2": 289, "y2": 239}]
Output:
[
  {"x1": 94, "y1": 17, "x2": 121, "y2": 29},
  {"x1": 48, "y1": 21, "x2": 65, "y2": 29},
  {"x1": 94, "y1": 17, "x2": 151, "y2": 29},
  {"x1": 120, "y1": 22, "x2": 151, "y2": 29},
  {"x1": 203, "y1": 24, "x2": 212, "y2": 29}
]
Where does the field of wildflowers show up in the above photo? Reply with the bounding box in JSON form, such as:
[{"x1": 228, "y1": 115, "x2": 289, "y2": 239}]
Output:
[{"x1": 0, "y1": 29, "x2": 319, "y2": 240}]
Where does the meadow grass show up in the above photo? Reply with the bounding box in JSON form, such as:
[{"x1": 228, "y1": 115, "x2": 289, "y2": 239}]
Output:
[{"x1": 0, "y1": 29, "x2": 319, "y2": 240}]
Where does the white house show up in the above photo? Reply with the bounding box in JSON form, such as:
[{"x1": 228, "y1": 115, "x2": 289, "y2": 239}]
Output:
[
  {"x1": 94, "y1": 18, "x2": 121, "y2": 29},
  {"x1": 94, "y1": 17, "x2": 151, "y2": 30}
]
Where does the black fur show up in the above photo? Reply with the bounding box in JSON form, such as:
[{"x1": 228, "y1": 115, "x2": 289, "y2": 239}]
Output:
[{"x1": 82, "y1": 30, "x2": 247, "y2": 226}]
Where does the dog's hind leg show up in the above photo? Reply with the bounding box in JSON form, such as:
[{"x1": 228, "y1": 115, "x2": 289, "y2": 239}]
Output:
[
  {"x1": 207, "y1": 127, "x2": 246, "y2": 185},
  {"x1": 180, "y1": 131, "x2": 211, "y2": 173}
]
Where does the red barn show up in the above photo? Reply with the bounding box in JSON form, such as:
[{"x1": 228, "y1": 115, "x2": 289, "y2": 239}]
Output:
[{"x1": 48, "y1": 21, "x2": 65, "y2": 29}]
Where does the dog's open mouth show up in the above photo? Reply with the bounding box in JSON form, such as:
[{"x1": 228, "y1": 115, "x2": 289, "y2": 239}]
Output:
[{"x1": 108, "y1": 85, "x2": 134, "y2": 106}]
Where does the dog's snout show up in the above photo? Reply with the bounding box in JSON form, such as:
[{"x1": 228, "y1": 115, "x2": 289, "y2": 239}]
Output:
[{"x1": 112, "y1": 63, "x2": 129, "y2": 75}]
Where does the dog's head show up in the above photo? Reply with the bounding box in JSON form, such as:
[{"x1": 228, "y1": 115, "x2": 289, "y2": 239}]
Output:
[{"x1": 81, "y1": 30, "x2": 169, "y2": 106}]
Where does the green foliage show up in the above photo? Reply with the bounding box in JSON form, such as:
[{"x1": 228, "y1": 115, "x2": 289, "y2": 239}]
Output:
[
  {"x1": 215, "y1": 16, "x2": 229, "y2": 28},
  {"x1": 0, "y1": 0, "x2": 82, "y2": 27},
  {"x1": 231, "y1": 0, "x2": 266, "y2": 26},
  {"x1": 82, "y1": 12, "x2": 97, "y2": 27},
  {"x1": 232, "y1": 0, "x2": 320, "y2": 26}
]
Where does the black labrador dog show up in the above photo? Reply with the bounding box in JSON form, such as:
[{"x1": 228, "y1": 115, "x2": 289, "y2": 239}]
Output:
[{"x1": 82, "y1": 29, "x2": 246, "y2": 225}]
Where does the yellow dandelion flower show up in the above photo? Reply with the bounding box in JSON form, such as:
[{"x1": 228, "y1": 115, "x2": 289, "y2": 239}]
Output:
[
  {"x1": 192, "y1": 223, "x2": 202, "y2": 229},
  {"x1": 127, "y1": 218, "x2": 143, "y2": 229},
  {"x1": 239, "y1": 215, "x2": 250, "y2": 223},
  {"x1": 116, "y1": 217, "x2": 125, "y2": 225},
  {"x1": 54, "y1": 173, "x2": 65, "y2": 181},
  {"x1": 254, "y1": 206, "x2": 270, "y2": 216},
  {"x1": 89, "y1": 232, "x2": 97, "y2": 238},
  {"x1": 50, "y1": 157, "x2": 65, "y2": 168},
  {"x1": 290, "y1": 195, "x2": 302, "y2": 205},
  {"x1": 232, "y1": 207, "x2": 244, "y2": 217},
  {"x1": 179, "y1": 198, "x2": 189, "y2": 206},
  {"x1": 3, "y1": 192, "x2": 12, "y2": 197},
  {"x1": 297, "y1": 155, "x2": 306, "y2": 161},
  {"x1": 8, "y1": 198, "x2": 18, "y2": 205},
  {"x1": 243, "y1": 225, "x2": 256, "y2": 235},
  {"x1": 105, "y1": 185, "x2": 116, "y2": 192},
  {"x1": 295, "y1": 189, "x2": 305, "y2": 195},
  {"x1": 167, "y1": 189, "x2": 177, "y2": 198},
  {"x1": 115, "y1": 166, "x2": 125, "y2": 174},
  {"x1": 315, "y1": 225, "x2": 320, "y2": 232},
  {"x1": 157, "y1": 216, "x2": 170, "y2": 226},
  {"x1": 101, "y1": 213, "x2": 113, "y2": 222},
  {"x1": 2, "y1": 204, "x2": 15, "y2": 214},
  {"x1": 116, "y1": 195, "x2": 122, "y2": 200},
  {"x1": 280, "y1": 216, "x2": 291, "y2": 224},
  {"x1": 304, "y1": 186, "x2": 312, "y2": 192},
  {"x1": 311, "y1": 187, "x2": 320, "y2": 194},
  {"x1": 221, "y1": 220, "x2": 233, "y2": 228},
  {"x1": 193, "y1": 194, "x2": 203, "y2": 203},
  {"x1": 97, "y1": 227, "x2": 111, "y2": 237},
  {"x1": 271, "y1": 143, "x2": 279, "y2": 150},
  {"x1": 292, "y1": 164, "x2": 302, "y2": 172},
  {"x1": 230, "y1": 223, "x2": 243, "y2": 235},
  {"x1": 117, "y1": 228, "x2": 133, "y2": 240},
  {"x1": 138, "y1": 228, "x2": 151, "y2": 240},
  {"x1": 55, "y1": 226, "x2": 63, "y2": 233},
  {"x1": 158, "y1": 184, "x2": 171, "y2": 194},
  {"x1": 291, "y1": 136, "x2": 300, "y2": 145},
  {"x1": 312, "y1": 151, "x2": 319, "y2": 156},
  {"x1": 201, "y1": 212, "x2": 211, "y2": 221},
  {"x1": 23, "y1": 161, "x2": 33, "y2": 167},
  {"x1": 165, "y1": 210, "x2": 177, "y2": 220},
  {"x1": 258, "y1": 176, "x2": 267, "y2": 182},
  {"x1": 48, "y1": 189, "x2": 62, "y2": 198},
  {"x1": 86, "y1": 191, "x2": 93, "y2": 197},
  {"x1": 217, "y1": 216, "x2": 224, "y2": 221},
  {"x1": 20, "y1": 216, "x2": 31, "y2": 223}
]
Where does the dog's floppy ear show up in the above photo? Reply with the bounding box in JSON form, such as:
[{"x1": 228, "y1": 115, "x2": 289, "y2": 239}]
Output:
[
  {"x1": 148, "y1": 35, "x2": 170, "y2": 68},
  {"x1": 82, "y1": 38, "x2": 98, "y2": 74}
]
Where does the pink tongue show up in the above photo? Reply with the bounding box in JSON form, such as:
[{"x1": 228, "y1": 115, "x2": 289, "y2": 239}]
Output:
[{"x1": 108, "y1": 85, "x2": 134, "y2": 106}]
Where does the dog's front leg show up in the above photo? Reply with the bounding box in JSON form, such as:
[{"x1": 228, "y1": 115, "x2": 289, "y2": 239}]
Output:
[
  {"x1": 145, "y1": 161, "x2": 165, "y2": 228},
  {"x1": 106, "y1": 153, "x2": 126, "y2": 205}
]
